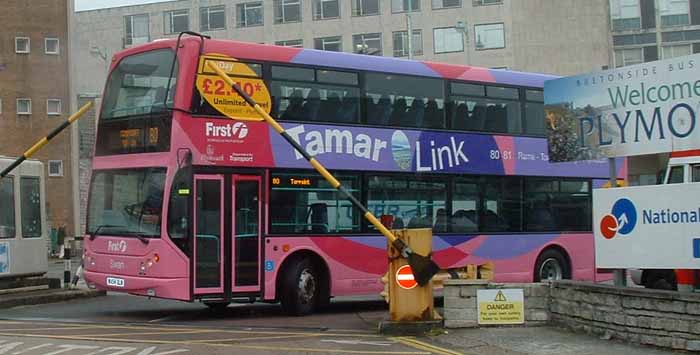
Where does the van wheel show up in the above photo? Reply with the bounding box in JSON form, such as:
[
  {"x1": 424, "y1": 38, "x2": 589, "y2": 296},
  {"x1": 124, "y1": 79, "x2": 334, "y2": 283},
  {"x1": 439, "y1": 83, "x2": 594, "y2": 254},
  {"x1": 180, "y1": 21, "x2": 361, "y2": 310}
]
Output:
[
  {"x1": 534, "y1": 249, "x2": 570, "y2": 282},
  {"x1": 280, "y1": 258, "x2": 319, "y2": 316}
]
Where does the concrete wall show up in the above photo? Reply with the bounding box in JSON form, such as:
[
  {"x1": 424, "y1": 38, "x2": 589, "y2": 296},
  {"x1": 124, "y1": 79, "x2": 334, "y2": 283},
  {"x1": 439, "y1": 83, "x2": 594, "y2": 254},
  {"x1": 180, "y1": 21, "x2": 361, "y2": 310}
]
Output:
[{"x1": 444, "y1": 280, "x2": 700, "y2": 352}]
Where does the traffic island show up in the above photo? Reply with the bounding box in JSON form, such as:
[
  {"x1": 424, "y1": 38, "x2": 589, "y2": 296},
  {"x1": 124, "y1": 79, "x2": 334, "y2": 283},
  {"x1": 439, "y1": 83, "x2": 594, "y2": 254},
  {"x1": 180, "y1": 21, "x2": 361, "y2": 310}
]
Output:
[
  {"x1": 442, "y1": 280, "x2": 700, "y2": 352},
  {"x1": 0, "y1": 286, "x2": 105, "y2": 309}
]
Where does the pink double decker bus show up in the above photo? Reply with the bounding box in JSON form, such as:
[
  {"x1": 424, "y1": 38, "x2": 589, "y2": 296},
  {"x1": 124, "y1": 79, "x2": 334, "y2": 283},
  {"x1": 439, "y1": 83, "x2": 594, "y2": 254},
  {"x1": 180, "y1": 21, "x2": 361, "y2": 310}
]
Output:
[{"x1": 83, "y1": 35, "x2": 624, "y2": 315}]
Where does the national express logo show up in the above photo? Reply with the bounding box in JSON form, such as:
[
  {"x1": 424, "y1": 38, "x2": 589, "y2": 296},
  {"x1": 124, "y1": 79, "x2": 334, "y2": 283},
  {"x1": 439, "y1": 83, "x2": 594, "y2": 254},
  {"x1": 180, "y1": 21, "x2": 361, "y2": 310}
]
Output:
[{"x1": 600, "y1": 198, "x2": 637, "y2": 239}]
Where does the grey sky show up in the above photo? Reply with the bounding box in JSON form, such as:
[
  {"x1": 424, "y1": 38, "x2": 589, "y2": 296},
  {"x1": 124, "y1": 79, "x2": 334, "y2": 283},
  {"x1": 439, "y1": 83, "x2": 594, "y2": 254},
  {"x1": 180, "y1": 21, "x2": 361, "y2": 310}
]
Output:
[{"x1": 75, "y1": 0, "x2": 173, "y2": 12}]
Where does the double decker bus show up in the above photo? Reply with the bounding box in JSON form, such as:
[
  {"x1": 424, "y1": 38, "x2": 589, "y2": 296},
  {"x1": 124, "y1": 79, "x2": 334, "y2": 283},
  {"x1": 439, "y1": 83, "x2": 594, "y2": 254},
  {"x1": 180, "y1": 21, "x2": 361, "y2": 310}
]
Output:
[{"x1": 83, "y1": 35, "x2": 624, "y2": 315}]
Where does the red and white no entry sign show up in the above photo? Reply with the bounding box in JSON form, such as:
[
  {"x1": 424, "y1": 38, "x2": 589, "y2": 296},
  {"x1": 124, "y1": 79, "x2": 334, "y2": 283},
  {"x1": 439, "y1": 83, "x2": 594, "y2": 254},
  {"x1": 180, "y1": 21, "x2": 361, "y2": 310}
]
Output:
[{"x1": 396, "y1": 265, "x2": 418, "y2": 290}]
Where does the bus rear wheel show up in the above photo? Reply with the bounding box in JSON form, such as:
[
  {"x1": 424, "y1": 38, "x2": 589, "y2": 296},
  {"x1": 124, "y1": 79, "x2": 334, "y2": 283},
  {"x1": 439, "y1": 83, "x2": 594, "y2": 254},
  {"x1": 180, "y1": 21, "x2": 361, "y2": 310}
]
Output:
[
  {"x1": 280, "y1": 258, "x2": 319, "y2": 316},
  {"x1": 534, "y1": 249, "x2": 570, "y2": 282}
]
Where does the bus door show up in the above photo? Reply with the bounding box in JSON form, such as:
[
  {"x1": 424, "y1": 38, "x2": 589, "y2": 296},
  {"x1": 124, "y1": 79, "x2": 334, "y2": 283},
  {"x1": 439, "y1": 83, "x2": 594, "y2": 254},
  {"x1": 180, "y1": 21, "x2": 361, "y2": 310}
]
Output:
[
  {"x1": 194, "y1": 175, "x2": 224, "y2": 295},
  {"x1": 231, "y1": 175, "x2": 262, "y2": 293}
]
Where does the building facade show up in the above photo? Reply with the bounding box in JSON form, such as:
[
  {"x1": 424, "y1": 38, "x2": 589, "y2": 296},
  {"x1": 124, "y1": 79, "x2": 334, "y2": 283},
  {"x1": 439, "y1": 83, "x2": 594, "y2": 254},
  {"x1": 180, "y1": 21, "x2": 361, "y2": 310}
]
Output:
[{"x1": 1, "y1": 0, "x2": 74, "y2": 239}]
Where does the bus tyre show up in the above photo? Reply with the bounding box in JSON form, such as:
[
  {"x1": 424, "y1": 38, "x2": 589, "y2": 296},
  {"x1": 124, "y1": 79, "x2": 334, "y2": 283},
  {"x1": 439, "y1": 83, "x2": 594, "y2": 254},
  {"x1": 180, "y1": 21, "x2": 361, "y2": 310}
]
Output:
[
  {"x1": 534, "y1": 249, "x2": 570, "y2": 282},
  {"x1": 280, "y1": 258, "x2": 319, "y2": 316},
  {"x1": 644, "y1": 270, "x2": 677, "y2": 290},
  {"x1": 204, "y1": 302, "x2": 229, "y2": 311}
]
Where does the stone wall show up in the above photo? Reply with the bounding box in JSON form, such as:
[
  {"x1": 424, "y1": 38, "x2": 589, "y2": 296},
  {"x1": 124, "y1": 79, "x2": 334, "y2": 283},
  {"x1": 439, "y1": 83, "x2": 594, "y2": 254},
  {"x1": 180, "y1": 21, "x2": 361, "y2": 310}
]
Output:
[
  {"x1": 549, "y1": 281, "x2": 700, "y2": 351},
  {"x1": 443, "y1": 280, "x2": 700, "y2": 352},
  {"x1": 443, "y1": 280, "x2": 550, "y2": 328}
]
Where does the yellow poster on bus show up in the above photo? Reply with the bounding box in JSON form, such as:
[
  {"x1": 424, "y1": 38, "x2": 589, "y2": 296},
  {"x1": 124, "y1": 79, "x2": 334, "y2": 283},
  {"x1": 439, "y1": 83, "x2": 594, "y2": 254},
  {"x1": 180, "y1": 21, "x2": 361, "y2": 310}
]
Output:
[{"x1": 196, "y1": 54, "x2": 271, "y2": 121}]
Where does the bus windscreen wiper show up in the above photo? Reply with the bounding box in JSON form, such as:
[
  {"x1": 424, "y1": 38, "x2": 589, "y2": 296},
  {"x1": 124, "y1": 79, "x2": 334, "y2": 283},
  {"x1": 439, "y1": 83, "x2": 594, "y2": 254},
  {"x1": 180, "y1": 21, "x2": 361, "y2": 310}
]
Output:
[
  {"x1": 122, "y1": 231, "x2": 151, "y2": 245},
  {"x1": 88, "y1": 225, "x2": 124, "y2": 241}
]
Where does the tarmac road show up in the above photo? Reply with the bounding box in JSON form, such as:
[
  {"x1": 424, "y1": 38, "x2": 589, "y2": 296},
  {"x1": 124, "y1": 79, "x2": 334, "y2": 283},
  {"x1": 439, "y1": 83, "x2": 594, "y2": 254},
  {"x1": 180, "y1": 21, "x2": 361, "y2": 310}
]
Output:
[{"x1": 0, "y1": 291, "x2": 680, "y2": 355}]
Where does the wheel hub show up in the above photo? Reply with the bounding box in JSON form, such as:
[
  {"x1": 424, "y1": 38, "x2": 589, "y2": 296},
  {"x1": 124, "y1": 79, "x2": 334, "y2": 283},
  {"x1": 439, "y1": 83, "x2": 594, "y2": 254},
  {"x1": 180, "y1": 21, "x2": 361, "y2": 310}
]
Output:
[
  {"x1": 539, "y1": 258, "x2": 563, "y2": 280},
  {"x1": 297, "y1": 268, "x2": 316, "y2": 304}
]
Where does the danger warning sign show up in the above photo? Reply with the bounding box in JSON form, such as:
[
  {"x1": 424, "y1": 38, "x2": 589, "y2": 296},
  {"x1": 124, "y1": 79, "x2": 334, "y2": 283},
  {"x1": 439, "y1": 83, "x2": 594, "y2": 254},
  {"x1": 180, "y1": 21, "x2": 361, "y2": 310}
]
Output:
[{"x1": 477, "y1": 289, "x2": 524, "y2": 325}]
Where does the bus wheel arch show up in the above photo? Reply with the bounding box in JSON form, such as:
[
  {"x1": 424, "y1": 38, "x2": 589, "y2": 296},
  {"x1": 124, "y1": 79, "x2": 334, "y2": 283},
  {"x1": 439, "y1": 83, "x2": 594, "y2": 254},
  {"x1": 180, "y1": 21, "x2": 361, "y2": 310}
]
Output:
[
  {"x1": 276, "y1": 250, "x2": 331, "y2": 315},
  {"x1": 534, "y1": 246, "x2": 571, "y2": 282}
]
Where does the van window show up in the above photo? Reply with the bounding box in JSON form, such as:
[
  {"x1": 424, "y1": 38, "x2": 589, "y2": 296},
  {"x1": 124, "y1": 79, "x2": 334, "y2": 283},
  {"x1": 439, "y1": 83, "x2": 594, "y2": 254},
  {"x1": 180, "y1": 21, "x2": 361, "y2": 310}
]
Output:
[
  {"x1": 692, "y1": 165, "x2": 700, "y2": 182},
  {"x1": 667, "y1": 166, "x2": 685, "y2": 184}
]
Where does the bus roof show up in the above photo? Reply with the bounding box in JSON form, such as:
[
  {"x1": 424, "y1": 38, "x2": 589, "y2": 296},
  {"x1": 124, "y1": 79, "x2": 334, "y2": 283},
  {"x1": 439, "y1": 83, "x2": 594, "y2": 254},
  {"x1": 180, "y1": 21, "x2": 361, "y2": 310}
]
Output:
[{"x1": 123, "y1": 37, "x2": 558, "y2": 89}]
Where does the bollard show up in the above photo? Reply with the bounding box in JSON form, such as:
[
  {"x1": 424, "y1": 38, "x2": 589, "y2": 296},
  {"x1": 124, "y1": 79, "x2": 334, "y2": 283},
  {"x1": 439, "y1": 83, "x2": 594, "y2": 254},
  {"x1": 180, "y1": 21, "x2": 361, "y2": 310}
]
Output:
[
  {"x1": 386, "y1": 228, "x2": 434, "y2": 322},
  {"x1": 63, "y1": 246, "x2": 71, "y2": 289}
]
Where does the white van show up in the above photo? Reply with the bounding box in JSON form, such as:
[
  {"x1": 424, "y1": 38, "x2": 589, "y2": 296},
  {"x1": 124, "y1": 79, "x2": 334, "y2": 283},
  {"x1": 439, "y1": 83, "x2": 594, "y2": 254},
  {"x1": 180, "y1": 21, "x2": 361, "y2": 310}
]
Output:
[{"x1": 629, "y1": 150, "x2": 700, "y2": 290}]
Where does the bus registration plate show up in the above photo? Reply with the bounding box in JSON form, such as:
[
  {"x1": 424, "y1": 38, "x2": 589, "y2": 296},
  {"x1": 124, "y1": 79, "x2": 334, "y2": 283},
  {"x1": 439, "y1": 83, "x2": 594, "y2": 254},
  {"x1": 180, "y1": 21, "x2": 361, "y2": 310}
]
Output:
[{"x1": 106, "y1": 277, "x2": 125, "y2": 288}]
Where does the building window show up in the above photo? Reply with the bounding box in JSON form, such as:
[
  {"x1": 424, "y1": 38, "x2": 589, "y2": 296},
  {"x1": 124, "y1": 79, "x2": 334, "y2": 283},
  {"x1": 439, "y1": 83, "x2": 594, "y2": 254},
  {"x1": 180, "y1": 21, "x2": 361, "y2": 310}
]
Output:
[
  {"x1": 314, "y1": 0, "x2": 340, "y2": 20},
  {"x1": 474, "y1": 23, "x2": 505, "y2": 50},
  {"x1": 353, "y1": 33, "x2": 382, "y2": 55},
  {"x1": 274, "y1": 0, "x2": 302, "y2": 23},
  {"x1": 15, "y1": 37, "x2": 30, "y2": 53},
  {"x1": 659, "y1": 0, "x2": 689, "y2": 27},
  {"x1": 16, "y1": 99, "x2": 31, "y2": 115},
  {"x1": 124, "y1": 14, "x2": 149, "y2": 47},
  {"x1": 614, "y1": 48, "x2": 643, "y2": 67},
  {"x1": 392, "y1": 0, "x2": 420, "y2": 12},
  {"x1": 20, "y1": 177, "x2": 42, "y2": 238},
  {"x1": 314, "y1": 36, "x2": 342, "y2": 51},
  {"x1": 44, "y1": 38, "x2": 59, "y2": 55},
  {"x1": 610, "y1": 0, "x2": 641, "y2": 31},
  {"x1": 352, "y1": 0, "x2": 380, "y2": 16},
  {"x1": 276, "y1": 39, "x2": 304, "y2": 47},
  {"x1": 164, "y1": 10, "x2": 189, "y2": 34},
  {"x1": 48, "y1": 160, "x2": 63, "y2": 177},
  {"x1": 237, "y1": 2, "x2": 264, "y2": 27},
  {"x1": 662, "y1": 43, "x2": 692, "y2": 58},
  {"x1": 392, "y1": 30, "x2": 423, "y2": 57},
  {"x1": 433, "y1": 27, "x2": 463, "y2": 54},
  {"x1": 200, "y1": 5, "x2": 226, "y2": 31},
  {"x1": 432, "y1": 0, "x2": 461, "y2": 9},
  {"x1": 472, "y1": 0, "x2": 502, "y2": 5},
  {"x1": 47, "y1": 99, "x2": 61, "y2": 115},
  {"x1": 0, "y1": 177, "x2": 15, "y2": 239}
]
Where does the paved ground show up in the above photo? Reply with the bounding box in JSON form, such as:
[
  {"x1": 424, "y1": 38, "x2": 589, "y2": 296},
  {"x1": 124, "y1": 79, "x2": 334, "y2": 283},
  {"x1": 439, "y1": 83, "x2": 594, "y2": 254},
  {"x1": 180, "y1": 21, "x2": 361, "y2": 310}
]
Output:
[{"x1": 0, "y1": 291, "x2": 681, "y2": 355}]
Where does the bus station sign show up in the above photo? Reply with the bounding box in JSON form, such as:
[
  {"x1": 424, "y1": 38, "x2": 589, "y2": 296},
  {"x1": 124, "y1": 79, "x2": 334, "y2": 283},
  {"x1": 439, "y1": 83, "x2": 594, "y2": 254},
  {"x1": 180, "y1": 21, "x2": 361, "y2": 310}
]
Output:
[
  {"x1": 594, "y1": 183, "x2": 700, "y2": 268},
  {"x1": 196, "y1": 54, "x2": 271, "y2": 121},
  {"x1": 545, "y1": 54, "x2": 700, "y2": 162}
]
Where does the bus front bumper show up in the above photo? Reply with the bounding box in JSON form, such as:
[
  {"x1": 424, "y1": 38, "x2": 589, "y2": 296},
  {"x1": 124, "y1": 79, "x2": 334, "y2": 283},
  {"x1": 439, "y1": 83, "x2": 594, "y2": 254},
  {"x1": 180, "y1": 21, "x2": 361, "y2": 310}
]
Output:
[{"x1": 83, "y1": 270, "x2": 190, "y2": 301}]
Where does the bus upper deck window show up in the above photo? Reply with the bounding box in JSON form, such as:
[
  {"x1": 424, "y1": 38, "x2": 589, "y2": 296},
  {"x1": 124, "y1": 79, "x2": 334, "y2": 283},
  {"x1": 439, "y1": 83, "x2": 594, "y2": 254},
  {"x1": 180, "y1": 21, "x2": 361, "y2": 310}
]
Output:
[{"x1": 667, "y1": 165, "x2": 684, "y2": 184}]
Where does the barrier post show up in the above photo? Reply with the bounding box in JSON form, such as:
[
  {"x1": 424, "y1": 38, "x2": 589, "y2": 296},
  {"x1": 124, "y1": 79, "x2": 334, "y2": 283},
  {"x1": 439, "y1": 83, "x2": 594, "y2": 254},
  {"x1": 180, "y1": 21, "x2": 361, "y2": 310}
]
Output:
[
  {"x1": 379, "y1": 228, "x2": 441, "y2": 335},
  {"x1": 63, "y1": 245, "x2": 71, "y2": 289}
]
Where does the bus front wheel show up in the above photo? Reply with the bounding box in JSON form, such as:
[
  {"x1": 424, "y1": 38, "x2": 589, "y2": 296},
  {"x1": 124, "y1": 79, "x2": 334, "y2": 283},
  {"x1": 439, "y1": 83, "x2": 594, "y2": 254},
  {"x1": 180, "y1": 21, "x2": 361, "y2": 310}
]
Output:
[
  {"x1": 280, "y1": 258, "x2": 319, "y2": 316},
  {"x1": 534, "y1": 249, "x2": 570, "y2": 282}
]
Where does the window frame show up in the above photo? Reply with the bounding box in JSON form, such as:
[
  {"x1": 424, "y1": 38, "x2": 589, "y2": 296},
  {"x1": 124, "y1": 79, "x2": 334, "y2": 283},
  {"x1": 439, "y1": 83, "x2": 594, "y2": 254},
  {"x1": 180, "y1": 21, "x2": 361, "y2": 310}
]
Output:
[
  {"x1": 474, "y1": 22, "x2": 506, "y2": 51},
  {"x1": 20, "y1": 176, "x2": 42, "y2": 239},
  {"x1": 237, "y1": 2, "x2": 264, "y2": 27},
  {"x1": 15, "y1": 37, "x2": 30, "y2": 54},
  {"x1": 352, "y1": 32, "x2": 383, "y2": 55},
  {"x1": 313, "y1": 36, "x2": 343, "y2": 52},
  {"x1": 472, "y1": 0, "x2": 502, "y2": 5},
  {"x1": 274, "y1": 0, "x2": 303, "y2": 24},
  {"x1": 164, "y1": 9, "x2": 190, "y2": 34},
  {"x1": 432, "y1": 0, "x2": 462, "y2": 10},
  {"x1": 351, "y1": 0, "x2": 381, "y2": 16},
  {"x1": 44, "y1": 38, "x2": 59, "y2": 55},
  {"x1": 124, "y1": 14, "x2": 150, "y2": 47},
  {"x1": 276, "y1": 39, "x2": 304, "y2": 47},
  {"x1": 391, "y1": 0, "x2": 421, "y2": 13},
  {"x1": 47, "y1": 99, "x2": 62, "y2": 116},
  {"x1": 48, "y1": 160, "x2": 64, "y2": 177},
  {"x1": 200, "y1": 5, "x2": 226, "y2": 31},
  {"x1": 16, "y1": 98, "x2": 31, "y2": 115},
  {"x1": 313, "y1": 0, "x2": 341, "y2": 20},
  {"x1": 433, "y1": 27, "x2": 464, "y2": 54},
  {"x1": 392, "y1": 29, "x2": 423, "y2": 57}
]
